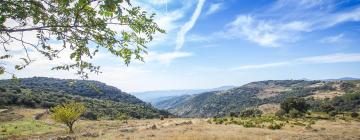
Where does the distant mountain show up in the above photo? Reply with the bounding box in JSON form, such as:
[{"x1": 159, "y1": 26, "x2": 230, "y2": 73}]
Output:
[
  {"x1": 157, "y1": 80, "x2": 360, "y2": 118},
  {"x1": 322, "y1": 77, "x2": 360, "y2": 81},
  {"x1": 0, "y1": 77, "x2": 171, "y2": 119},
  {"x1": 131, "y1": 86, "x2": 236, "y2": 104}
]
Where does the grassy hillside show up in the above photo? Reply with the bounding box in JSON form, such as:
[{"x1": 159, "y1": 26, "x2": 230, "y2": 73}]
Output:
[
  {"x1": 1, "y1": 108, "x2": 360, "y2": 140},
  {"x1": 0, "y1": 77, "x2": 171, "y2": 119},
  {"x1": 158, "y1": 80, "x2": 360, "y2": 117}
]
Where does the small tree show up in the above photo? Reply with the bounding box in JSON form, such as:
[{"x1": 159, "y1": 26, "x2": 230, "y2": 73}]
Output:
[
  {"x1": 51, "y1": 102, "x2": 86, "y2": 133},
  {"x1": 321, "y1": 104, "x2": 335, "y2": 114},
  {"x1": 280, "y1": 97, "x2": 309, "y2": 113},
  {"x1": 117, "y1": 112, "x2": 130, "y2": 123}
]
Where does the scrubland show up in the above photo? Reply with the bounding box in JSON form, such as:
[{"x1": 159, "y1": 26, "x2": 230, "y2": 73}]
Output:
[{"x1": 1, "y1": 108, "x2": 360, "y2": 140}]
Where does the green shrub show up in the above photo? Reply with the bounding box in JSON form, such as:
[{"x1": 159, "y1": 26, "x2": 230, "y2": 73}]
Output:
[
  {"x1": 351, "y1": 112, "x2": 359, "y2": 118},
  {"x1": 82, "y1": 111, "x2": 98, "y2": 120},
  {"x1": 321, "y1": 104, "x2": 335, "y2": 113},
  {"x1": 239, "y1": 108, "x2": 263, "y2": 118},
  {"x1": 267, "y1": 122, "x2": 283, "y2": 130},
  {"x1": 229, "y1": 112, "x2": 237, "y2": 117},
  {"x1": 117, "y1": 112, "x2": 130, "y2": 123},
  {"x1": 289, "y1": 109, "x2": 304, "y2": 118},
  {"x1": 280, "y1": 97, "x2": 309, "y2": 113},
  {"x1": 243, "y1": 121, "x2": 256, "y2": 128},
  {"x1": 329, "y1": 111, "x2": 338, "y2": 117},
  {"x1": 275, "y1": 109, "x2": 286, "y2": 117}
]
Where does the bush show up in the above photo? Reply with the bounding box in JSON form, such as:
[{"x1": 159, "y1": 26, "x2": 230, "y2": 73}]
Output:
[
  {"x1": 321, "y1": 104, "x2": 335, "y2": 113},
  {"x1": 275, "y1": 109, "x2": 286, "y2": 117},
  {"x1": 329, "y1": 111, "x2": 338, "y2": 117},
  {"x1": 82, "y1": 111, "x2": 98, "y2": 120},
  {"x1": 351, "y1": 112, "x2": 359, "y2": 118},
  {"x1": 229, "y1": 112, "x2": 237, "y2": 117},
  {"x1": 280, "y1": 97, "x2": 309, "y2": 113},
  {"x1": 239, "y1": 108, "x2": 263, "y2": 118},
  {"x1": 51, "y1": 102, "x2": 86, "y2": 133},
  {"x1": 117, "y1": 112, "x2": 130, "y2": 123},
  {"x1": 159, "y1": 115, "x2": 164, "y2": 120},
  {"x1": 267, "y1": 122, "x2": 284, "y2": 130},
  {"x1": 289, "y1": 109, "x2": 304, "y2": 118}
]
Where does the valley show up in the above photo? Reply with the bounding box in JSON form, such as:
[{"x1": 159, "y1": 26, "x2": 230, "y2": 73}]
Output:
[{"x1": 1, "y1": 77, "x2": 360, "y2": 140}]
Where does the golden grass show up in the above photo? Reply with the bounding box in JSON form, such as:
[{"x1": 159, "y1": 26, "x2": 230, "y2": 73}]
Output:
[{"x1": 2, "y1": 109, "x2": 360, "y2": 140}]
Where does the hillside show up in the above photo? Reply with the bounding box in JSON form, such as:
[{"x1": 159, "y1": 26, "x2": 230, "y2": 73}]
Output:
[
  {"x1": 0, "y1": 77, "x2": 170, "y2": 119},
  {"x1": 157, "y1": 80, "x2": 360, "y2": 117},
  {"x1": 131, "y1": 86, "x2": 235, "y2": 104}
]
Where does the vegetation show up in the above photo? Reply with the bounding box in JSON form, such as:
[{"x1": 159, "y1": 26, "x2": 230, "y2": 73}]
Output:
[
  {"x1": 275, "y1": 97, "x2": 309, "y2": 118},
  {"x1": 159, "y1": 80, "x2": 360, "y2": 118},
  {"x1": 239, "y1": 108, "x2": 263, "y2": 118},
  {"x1": 0, "y1": 0, "x2": 164, "y2": 78},
  {"x1": 116, "y1": 112, "x2": 130, "y2": 123},
  {"x1": 0, "y1": 118, "x2": 58, "y2": 137},
  {"x1": 160, "y1": 80, "x2": 360, "y2": 117},
  {"x1": 0, "y1": 77, "x2": 171, "y2": 119},
  {"x1": 211, "y1": 116, "x2": 290, "y2": 130},
  {"x1": 51, "y1": 102, "x2": 86, "y2": 133}
]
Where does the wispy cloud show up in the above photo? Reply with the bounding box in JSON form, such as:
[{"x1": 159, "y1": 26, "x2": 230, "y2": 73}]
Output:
[
  {"x1": 320, "y1": 34, "x2": 345, "y2": 44},
  {"x1": 205, "y1": 3, "x2": 223, "y2": 16},
  {"x1": 145, "y1": 51, "x2": 193, "y2": 65},
  {"x1": 297, "y1": 53, "x2": 360, "y2": 64},
  {"x1": 230, "y1": 62, "x2": 290, "y2": 71},
  {"x1": 220, "y1": 15, "x2": 306, "y2": 47},
  {"x1": 176, "y1": 0, "x2": 206, "y2": 50},
  {"x1": 218, "y1": 1, "x2": 360, "y2": 47},
  {"x1": 230, "y1": 53, "x2": 360, "y2": 71}
]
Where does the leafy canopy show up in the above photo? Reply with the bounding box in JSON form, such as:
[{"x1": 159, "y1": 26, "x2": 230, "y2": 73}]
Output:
[
  {"x1": 51, "y1": 102, "x2": 86, "y2": 133},
  {"x1": 0, "y1": 0, "x2": 164, "y2": 78}
]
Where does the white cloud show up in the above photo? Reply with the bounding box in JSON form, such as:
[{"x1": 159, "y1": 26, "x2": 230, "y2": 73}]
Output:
[
  {"x1": 148, "y1": 0, "x2": 172, "y2": 5},
  {"x1": 176, "y1": 0, "x2": 206, "y2": 50},
  {"x1": 230, "y1": 62, "x2": 290, "y2": 71},
  {"x1": 205, "y1": 3, "x2": 223, "y2": 16},
  {"x1": 320, "y1": 34, "x2": 344, "y2": 43},
  {"x1": 297, "y1": 53, "x2": 360, "y2": 63},
  {"x1": 218, "y1": 2, "x2": 360, "y2": 47},
  {"x1": 221, "y1": 15, "x2": 304, "y2": 47},
  {"x1": 145, "y1": 51, "x2": 193, "y2": 65},
  {"x1": 230, "y1": 53, "x2": 360, "y2": 71}
]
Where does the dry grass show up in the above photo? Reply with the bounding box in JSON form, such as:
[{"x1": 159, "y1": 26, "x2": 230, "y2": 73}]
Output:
[
  {"x1": 3, "y1": 109, "x2": 360, "y2": 140},
  {"x1": 256, "y1": 87, "x2": 290, "y2": 99},
  {"x1": 258, "y1": 104, "x2": 280, "y2": 114},
  {"x1": 309, "y1": 91, "x2": 345, "y2": 99}
]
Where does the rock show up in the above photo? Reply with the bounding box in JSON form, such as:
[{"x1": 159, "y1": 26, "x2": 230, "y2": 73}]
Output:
[
  {"x1": 56, "y1": 136, "x2": 76, "y2": 140},
  {"x1": 175, "y1": 121, "x2": 192, "y2": 126},
  {"x1": 82, "y1": 132, "x2": 99, "y2": 137},
  {"x1": 150, "y1": 124, "x2": 157, "y2": 129}
]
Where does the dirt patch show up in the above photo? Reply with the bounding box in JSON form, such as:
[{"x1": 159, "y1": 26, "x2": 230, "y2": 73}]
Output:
[
  {"x1": 257, "y1": 87, "x2": 290, "y2": 99},
  {"x1": 0, "y1": 109, "x2": 24, "y2": 122},
  {"x1": 309, "y1": 91, "x2": 345, "y2": 100},
  {"x1": 258, "y1": 104, "x2": 280, "y2": 114}
]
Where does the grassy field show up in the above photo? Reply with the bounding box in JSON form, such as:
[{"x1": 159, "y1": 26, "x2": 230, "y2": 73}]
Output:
[{"x1": 1, "y1": 108, "x2": 360, "y2": 140}]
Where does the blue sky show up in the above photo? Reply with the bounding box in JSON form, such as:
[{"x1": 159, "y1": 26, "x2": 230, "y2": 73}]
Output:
[{"x1": 4, "y1": 0, "x2": 360, "y2": 92}]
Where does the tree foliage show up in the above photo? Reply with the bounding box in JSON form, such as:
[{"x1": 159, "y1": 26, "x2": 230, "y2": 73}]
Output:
[
  {"x1": 0, "y1": 0, "x2": 164, "y2": 78},
  {"x1": 0, "y1": 77, "x2": 172, "y2": 119},
  {"x1": 280, "y1": 97, "x2": 309, "y2": 114},
  {"x1": 51, "y1": 102, "x2": 86, "y2": 133}
]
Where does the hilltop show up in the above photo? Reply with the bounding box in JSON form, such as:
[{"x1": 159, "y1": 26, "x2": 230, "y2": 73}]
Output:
[{"x1": 0, "y1": 77, "x2": 170, "y2": 119}]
